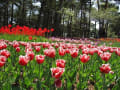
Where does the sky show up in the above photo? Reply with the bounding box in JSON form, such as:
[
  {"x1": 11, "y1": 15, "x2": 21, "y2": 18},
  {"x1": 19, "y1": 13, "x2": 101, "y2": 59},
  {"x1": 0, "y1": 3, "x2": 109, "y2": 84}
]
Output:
[{"x1": 32, "y1": 2, "x2": 41, "y2": 7}]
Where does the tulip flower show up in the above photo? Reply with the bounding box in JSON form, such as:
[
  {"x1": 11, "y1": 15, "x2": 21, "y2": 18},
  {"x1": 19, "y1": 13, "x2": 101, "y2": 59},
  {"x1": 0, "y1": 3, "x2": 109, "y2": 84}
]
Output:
[
  {"x1": 80, "y1": 54, "x2": 90, "y2": 63},
  {"x1": 0, "y1": 49, "x2": 10, "y2": 58},
  {"x1": 115, "y1": 48, "x2": 120, "y2": 56},
  {"x1": 25, "y1": 47, "x2": 33, "y2": 53},
  {"x1": 0, "y1": 56, "x2": 6, "y2": 67},
  {"x1": 109, "y1": 47, "x2": 114, "y2": 53},
  {"x1": 34, "y1": 46, "x2": 41, "y2": 52},
  {"x1": 43, "y1": 43, "x2": 51, "y2": 48},
  {"x1": 50, "y1": 28, "x2": 54, "y2": 32},
  {"x1": 78, "y1": 44, "x2": 83, "y2": 49},
  {"x1": 101, "y1": 47, "x2": 109, "y2": 52},
  {"x1": 97, "y1": 50, "x2": 103, "y2": 56},
  {"x1": 29, "y1": 36, "x2": 33, "y2": 40},
  {"x1": 100, "y1": 52, "x2": 111, "y2": 62},
  {"x1": 8, "y1": 24, "x2": 12, "y2": 28},
  {"x1": 70, "y1": 49, "x2": 78, "y2": 58},
  {"x1": 26, "y1": 51, "x2": 34, "y2": 61},
  {"x1": 44, "y1": 48, "x2": 56, "y2": 58},
  {"x1": 19, "y1": 55, "x2": 29, "y2": 66},
  {"x1": 50, "y1": 67, "x2": 65, "y2": 79},
  {"x1": 36, "y1": 55, "x2": 45, "y2": 64},
  {"x1": 55, "y1": 43, "x2": 59, "y2": 48},
  {"x1": 59, "y1": 47, "x2": 66, "y2": 56},
  {"x1": 65, "y1": 48, "x2": 70, "y2": 54},
  {"x1": 13, "y1": 41, "x2": 19, "y2": 48},
  {"x1": 82, "y1": 48, "x2": 89, "y2": 54},
  {"x1": 88, "y1": 48, "x2": 96, "y2": 55},
  {"x1": 16, "y1": 47, "x2": 20, "y2": 52},
  {"x1": 100, "y1": 64, "x2": 113, "y2": 74},
  {"x1": 56, "y1": 59, "x2": 66, "y2": 68},
  {"x1": 0, "y1": 42, "x2": 7, "y2": 50}
]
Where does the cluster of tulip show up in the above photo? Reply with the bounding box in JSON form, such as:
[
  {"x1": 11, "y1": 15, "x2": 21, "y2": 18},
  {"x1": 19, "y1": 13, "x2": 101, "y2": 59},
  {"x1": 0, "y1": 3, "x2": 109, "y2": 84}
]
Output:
[
  {"x1": 50, "y1": 37, "x2": 100, "y2": 45},
  {"x1": 0, "y1": 38, "x2": 118, "y2": 88},
  {"x1": 51, "y1": 59, "x2": 65, "y2": 88},
  {"x1": 0, "y1": 40, "x2": 10, "y2": 67},
  {"x1": 0, "y1": 24, "x2": 54, "y2": 36},
  {"x1": 99, "y1": 38, "x2": 120, "y2": 42},
  {"x1": 2, "y1": 40, "x2": 115, "y2": 67}
]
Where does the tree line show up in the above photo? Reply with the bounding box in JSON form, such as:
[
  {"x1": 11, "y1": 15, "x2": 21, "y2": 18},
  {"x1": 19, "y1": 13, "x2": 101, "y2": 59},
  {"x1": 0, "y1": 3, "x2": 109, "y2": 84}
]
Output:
[{"x1": 0, "y1": 0, "x2": 120, "y2": 38}]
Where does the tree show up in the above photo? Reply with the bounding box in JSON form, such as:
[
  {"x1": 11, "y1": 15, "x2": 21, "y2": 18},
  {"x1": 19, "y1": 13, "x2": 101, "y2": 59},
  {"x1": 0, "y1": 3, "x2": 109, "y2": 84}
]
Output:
[{"x1": 91, "y1": 0, "x2": 118, "y2": 38}]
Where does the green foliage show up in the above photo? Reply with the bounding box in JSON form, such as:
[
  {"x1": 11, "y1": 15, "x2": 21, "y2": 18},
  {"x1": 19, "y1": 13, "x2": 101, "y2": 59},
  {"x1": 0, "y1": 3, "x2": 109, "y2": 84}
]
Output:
[
  {"x1": 0, "y1": 34, "x2": 49, "y2": 42},
  {"x1": 91, "y1": 7, "x2": 118, "y2": 21}
]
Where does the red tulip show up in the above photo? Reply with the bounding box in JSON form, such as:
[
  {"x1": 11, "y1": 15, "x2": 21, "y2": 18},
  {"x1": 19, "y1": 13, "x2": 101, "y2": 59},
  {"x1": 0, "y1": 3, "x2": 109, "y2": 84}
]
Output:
[
  {"x1": 35, "y1": 55, "x2": 45, "y2": 64},
  {"x1": 0, "y1": 42, "x2": 7, "y2": 50},
  {"x1": 101, "y1": 47, "x2": 109, "y2": 52},
  {"x1": 26, "y1": 51, "x2": 34, "y2": 61},
  {"x1": 34, "y1": 46, "x2": 41, "y2": 52},
  {"x1": 82, "y1": 48, "x2": 89, "y2": 54},
  {"x1": 56, "y1": 59, "x2": 66, "y2": 68},
  {"x1": 42, "y1": 43, "x2": 50, "y2": 48},
  {"x1": 54, "y1": 79, "x2": 62, "y2": 88},
  {"x1": 59, "y1": 47, "x2": 66, "y2": 56},
  {"x1": 0, "y1": 56, "x2": 6, "y2": 67},
  {"x1": 47, "y1": 30, "x2": 50, "y2": 33},
  {"x1": 70, "y1": 49, "x2": 78, "y2": 58},
  {"x1": 19, "y1": 41, "x2": 27, "y2": 46},
  {"x1": 0, "y1": 49, "x2": 10, "y2": 58},
  {"x1": 78, "y1": 44, "x2": 83, "y2": 49},
  {"x1": 108, "y1": 47, "x2": 115, "y2": 53},
  {"x1": 115, "y1": 48, "x2": 120, "y2": 56},
  {"x1": 8, "y1": 24, "x2": 12, "y2": 28},
  {"x1": 55, "y1": 43, "x2": 59, "y2": 48},
  {"x1": 50, "y1": 67, "x2": 65, "y2": 79},
  {"x1": 97, "y1": 50, "x2": 103, "y2": 56},
  {"x1": 51, "y1": 28, "x2": 54, "y2": 32},
  {"x1": 100, "y1": 52, "x2": 111, "y2": 62},
  {"x1": 65, "y1": 49, "x2": 70, "y2": 54},
  {"x1": 81, "y1": 45, "x2": 87, "y2": 50},
  {"x1": 19, "y1": 55, "x2": 29, "y2": 66},
  {"x1": 43, "y1": 28, "x2": 47, "y2": 32},
  {"x1": 44, "y1": 49, "x2": 48, "y2": 55},
  {"x1": 88, "y1": 48, "x2": 96, "y2": 55},
  {"x1": 44, "y1": 48, "x2": 56, "y2": 58},
  {"x1": 100, "y1": 64, "x2": 113, "y2": 74},
  {"x1": 13, "y1": 41, "x2": 19, "y2": 48},
  {"x1": 87, "y1": 44, "x2": 92, "y2": 48},
  {"x1": 80, "y1": 54, "x2": 90, "y2": 63},
  {"x1": 29, "y1": 36, "x2": 32, "y2": 40},
  {"x1": 16, "y1": 47, "x2": 20, "y2": 52},
  {"x1": 25, "y1": 44, "x2": 33, "y2": 53}
]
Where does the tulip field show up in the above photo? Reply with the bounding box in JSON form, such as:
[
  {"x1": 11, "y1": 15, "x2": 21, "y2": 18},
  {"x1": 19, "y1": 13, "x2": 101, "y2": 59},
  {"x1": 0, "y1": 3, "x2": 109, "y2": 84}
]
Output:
[{"x1": 0, "y1": 28, "x2": 120, "y2": 90}]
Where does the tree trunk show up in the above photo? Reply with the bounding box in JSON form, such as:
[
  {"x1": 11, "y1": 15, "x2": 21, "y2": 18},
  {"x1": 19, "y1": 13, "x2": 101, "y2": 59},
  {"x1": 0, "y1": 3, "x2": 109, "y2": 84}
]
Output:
[
  {"x1": 88, "y1": 0, "x2": 91, "y2": 38},
  {"x1": 11, "y1": 3, "x2": 14, "y2": 25}
]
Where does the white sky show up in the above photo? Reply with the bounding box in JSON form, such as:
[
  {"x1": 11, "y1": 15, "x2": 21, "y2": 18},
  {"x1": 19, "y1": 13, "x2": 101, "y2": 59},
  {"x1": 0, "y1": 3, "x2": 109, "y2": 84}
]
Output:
[{"x1": 32, "y1": 2, "x2": 41, "y2": 7}]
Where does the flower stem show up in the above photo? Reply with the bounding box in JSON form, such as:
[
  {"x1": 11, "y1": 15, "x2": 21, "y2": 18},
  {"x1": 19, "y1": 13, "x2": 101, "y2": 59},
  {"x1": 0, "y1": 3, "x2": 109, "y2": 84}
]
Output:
[
  {"x1": 103, "y1": 74, "x2": 106, "y2": 90},
  {"x1": 39, "y1": 64, "x2": 41, "y2": 90},
  {"x1": 39, "y1": 64, "x2": 40, "y2": 79}
]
